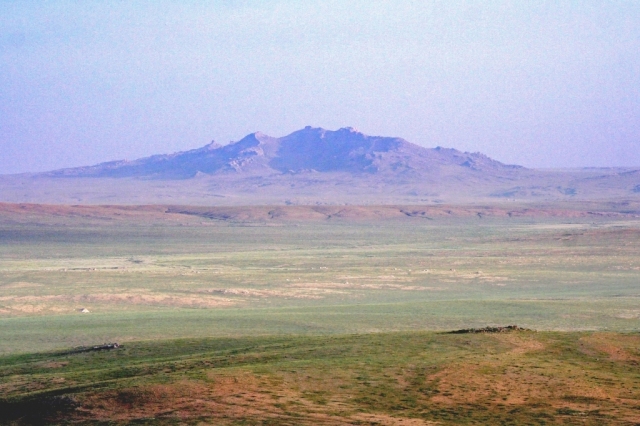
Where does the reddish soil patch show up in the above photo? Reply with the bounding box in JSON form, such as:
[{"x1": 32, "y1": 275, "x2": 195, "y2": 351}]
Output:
[{"x1": 2, "y1": 202, "x2": 637, "y2": 225}]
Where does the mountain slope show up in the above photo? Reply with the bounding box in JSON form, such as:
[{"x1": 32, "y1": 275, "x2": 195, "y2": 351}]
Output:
[
  {"x1": 45, "y1": 127, "x2": 523, "y2": 179},
  {"x1": 2, "y1": 127, "x2": 637, "y2": 205}
]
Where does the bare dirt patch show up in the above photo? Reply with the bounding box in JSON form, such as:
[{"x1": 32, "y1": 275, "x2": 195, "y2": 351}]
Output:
[
  {"x1": 75, "y1": 373, "x2": 439, "y2": 425},
  {"x1": 580, "y1": 333, "x2": 640, "y2": 362},
  {"x1": 201, "y1": 287, "x2": 346, "y2": 299},
  {"x1": 0, "y1": 292, "x2": 236, "y2": 314},
  {"x1": 350, "y1": 413, "x2": 437, "y2": 425}
]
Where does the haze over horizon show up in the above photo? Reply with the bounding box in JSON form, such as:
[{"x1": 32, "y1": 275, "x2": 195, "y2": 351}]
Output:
[{"x1": 2, "y1": 1, "x2": 639, "y2": 174}]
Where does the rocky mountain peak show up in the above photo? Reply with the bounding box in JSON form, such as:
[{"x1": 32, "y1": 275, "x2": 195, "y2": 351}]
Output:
[{"x1": 43, "y1": 127, "x2": 522, "y2": 179}]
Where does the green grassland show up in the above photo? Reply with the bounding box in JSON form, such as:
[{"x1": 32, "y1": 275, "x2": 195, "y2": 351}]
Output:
[
  {"x1": 1, "y1": 211, "x2": 639, "y2": 354},
  {"x1": 1, "y1": 206, "x2": 639, "y2": 423}
]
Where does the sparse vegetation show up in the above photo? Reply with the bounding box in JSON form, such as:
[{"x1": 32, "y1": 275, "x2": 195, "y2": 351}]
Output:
[
  {"x1": 1, "y1": 203, "x2": 639, "y2": 423},
  {"x1": 1, "y1": 331, "x2": 639, "y2": 425}
]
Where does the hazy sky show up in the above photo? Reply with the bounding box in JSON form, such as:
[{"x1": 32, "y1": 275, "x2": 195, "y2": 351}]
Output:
[{"x1": 1, "y1": 1, "x2": 639, "y2": 173}]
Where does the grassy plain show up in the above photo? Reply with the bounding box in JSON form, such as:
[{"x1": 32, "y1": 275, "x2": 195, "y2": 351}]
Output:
[
  {"x1": 1, "y1": 204, "x2": 639, "y2": 354},
  {"x1": 1, "y1": 203, "x2": 639, "y2": 423}
]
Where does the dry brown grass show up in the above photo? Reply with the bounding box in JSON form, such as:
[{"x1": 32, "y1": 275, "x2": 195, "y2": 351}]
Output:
[
  {"x1": 2, "y1": 202, "x2": 639, "y2": 225},
  {"x1": 12, "y1": 332, "x2": 629, "y2": 425}
]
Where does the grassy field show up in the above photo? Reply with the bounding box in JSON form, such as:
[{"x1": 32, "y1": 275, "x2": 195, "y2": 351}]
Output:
[
  {"x1": 1, "y1": 331, "x2": 639, "y2": 424},
  {"x1": 1, "y1": 204, "x2": 639, "y2": 423},
  {"x1": 1, "y1": 206, "x2": 639, "y2": 354}
]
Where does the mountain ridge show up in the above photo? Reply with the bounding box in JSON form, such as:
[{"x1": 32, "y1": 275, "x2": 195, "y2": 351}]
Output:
[
  {"x1": 2, "y1": 127, "x2": 638, "y2": 205},
  {"x1": 44, "y1": 126, "x2": 523, "y2": 179}
]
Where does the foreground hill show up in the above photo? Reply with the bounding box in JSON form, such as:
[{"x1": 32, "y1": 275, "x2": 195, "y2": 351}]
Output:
[
  {"x1": 0, "y1": 127, "x2": 638, "y2": 204},
  {"x1": 2, "y1": 332, "x2": 639, "y2": 425}
]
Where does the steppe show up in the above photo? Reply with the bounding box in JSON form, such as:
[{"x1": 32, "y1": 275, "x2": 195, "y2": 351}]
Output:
[
  {"x1": 1, "y1": 201, "x2": 639, "y2": 424},
  {"x1": 1, "y1": 127, "x2": 639, "y2": 424}
]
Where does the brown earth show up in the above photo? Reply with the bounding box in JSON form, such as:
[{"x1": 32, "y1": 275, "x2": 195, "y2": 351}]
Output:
[
  {"x1": 49, "y1": 334, "x2": 640, "y2": 425},
  {"x1": 2, "y1": 201, "x2": 640, "y2": 225},
  {"x1": 2, "y1": 333, "x2": 640, "y2": 425}
]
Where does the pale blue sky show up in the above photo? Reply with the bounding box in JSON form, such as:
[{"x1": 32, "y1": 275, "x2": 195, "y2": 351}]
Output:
[{"x1": 1, "y1": 1, "x2": 639, "y2": 173}]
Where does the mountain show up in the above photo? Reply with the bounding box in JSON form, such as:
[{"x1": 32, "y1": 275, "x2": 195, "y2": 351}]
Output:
[
  {"x1": 45, "y1": 127, "x2": 523, "y2": 179},
  {"x1": 1, "y1": 127, "x2": 638, "y2": 205}
]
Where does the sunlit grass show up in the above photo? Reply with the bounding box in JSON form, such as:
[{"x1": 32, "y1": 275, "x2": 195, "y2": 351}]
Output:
[
  {"x1": 1, "y1": 331, "x2": 639, "y2": 424},
  {"x1": 1, "y1": 216, "x2": 639, "y2": 354}
]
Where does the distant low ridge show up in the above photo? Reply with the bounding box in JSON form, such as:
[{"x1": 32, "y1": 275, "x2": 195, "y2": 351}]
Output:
[{"x1": 45, "y1": 126, "x2": 522, "y2": 179}]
